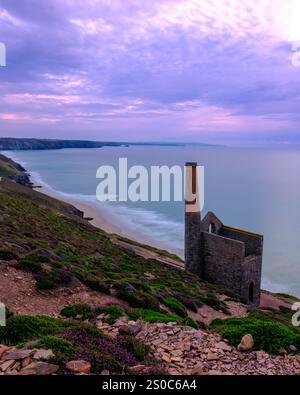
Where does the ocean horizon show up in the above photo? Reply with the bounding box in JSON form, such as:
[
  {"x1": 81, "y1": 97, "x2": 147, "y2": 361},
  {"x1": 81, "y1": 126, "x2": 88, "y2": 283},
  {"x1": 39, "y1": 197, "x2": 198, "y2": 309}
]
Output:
[{"x1": 3, "y1": 145, "x2": 300, "y2": 297}]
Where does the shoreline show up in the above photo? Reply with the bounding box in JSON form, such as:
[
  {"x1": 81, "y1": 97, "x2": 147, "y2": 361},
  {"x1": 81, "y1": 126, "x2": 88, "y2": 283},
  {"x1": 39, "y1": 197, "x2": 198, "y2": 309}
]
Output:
[
  {"x1": 1, "y1": 149, "x2": 164, "y2": 247},
  {"x1": 28, "y1": 171, "x2": 174, "y2": 252}
]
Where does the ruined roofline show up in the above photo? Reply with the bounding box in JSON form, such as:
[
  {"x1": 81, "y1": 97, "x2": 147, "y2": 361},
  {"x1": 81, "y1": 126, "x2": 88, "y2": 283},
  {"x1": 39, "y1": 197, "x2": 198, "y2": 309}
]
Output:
[
  {"x1": 222, "y1": 225, "x2": 263, "y2": 239},
  {"x1": 202, "y1": 229, "x2": 246, "y2": 248}
]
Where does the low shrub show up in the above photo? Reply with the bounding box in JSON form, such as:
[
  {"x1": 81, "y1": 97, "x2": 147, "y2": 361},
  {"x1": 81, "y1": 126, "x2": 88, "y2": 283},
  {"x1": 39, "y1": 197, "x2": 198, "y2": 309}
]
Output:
[
  {"x1": 164, "y1": 297, "x2": 187, "y2": 318},
  {"x1": 200, "y1": 296, "x2": 229, "y2": 314},
  {"x1": 176, "y1": 295, "x2": 200, "y2": 313},
  {"x1": 18, "y1": 255, "x2": 45, "y2": 273},
  {"x1": 115, "y1": 283, "x2": 159, "y2": 310},
  {"x1": 64, "y1": 326, "x2": 137, "y2": 373},
  {"x1": 35, "y1": 275, "x2": 56, "y2": 290},
  {"x1": 211, "y1": 316, "x2": 300, "y2": 354},
  {"x1": 60, "y1": 304, "x2": 94, "y2": 320},
  {"x1": 117, "y1": 335, "x2": 151, "y2": 360},
  {"x1": 183, "y1": 316, "x2": 198, "y2": 329},
  {"x1": 94, "y1": 305, "x2": 125, "y2": 324},
  {"x1": 128, "y1": 308, "x2": 180, "y2": 324},
  {"x1": 0, "y1": 250, "x2": 18, "y2": 261},
  {"x1": 51, "y1": 268, "x2": 73, "y2": 286},
  {"x1": 0, "y1": 315, "x2": 67, "y2": 345},
  {"x1": 82, "y1": 275, "x2": 110, "y2": 294},
  {"x1": 34, "y1": 268, "x2": 73, "y2": 291},
  {"x1": 30, "y1": 336, "x2": 77, "y2": 357}
]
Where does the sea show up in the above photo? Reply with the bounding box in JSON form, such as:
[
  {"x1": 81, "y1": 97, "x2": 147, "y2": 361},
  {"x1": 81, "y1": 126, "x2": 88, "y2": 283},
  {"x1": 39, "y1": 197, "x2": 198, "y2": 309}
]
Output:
[{"x1": 3, "y1": 145, "x2": 300, "y2": 297}]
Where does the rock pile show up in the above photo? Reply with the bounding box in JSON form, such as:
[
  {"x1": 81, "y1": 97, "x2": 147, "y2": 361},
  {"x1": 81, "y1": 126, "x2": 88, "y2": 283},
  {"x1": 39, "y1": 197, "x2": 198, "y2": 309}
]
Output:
[
  {"x1": 97, "y1": 317, "x2": 300, "y2": 375},
  {"x1": 2, "y1": 317, "x2": 300, "y2": 376},
  {"x1": 0, "y1": 345, "x2": 58, "y2": 375},
  {"x1": 135, "y1": 322, "x2": 300, "y2": 375}
]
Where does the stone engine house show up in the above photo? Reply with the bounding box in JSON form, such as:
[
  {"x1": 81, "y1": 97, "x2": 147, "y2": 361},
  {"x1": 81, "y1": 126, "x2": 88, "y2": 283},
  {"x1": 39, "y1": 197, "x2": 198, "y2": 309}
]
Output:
[{"x1": 184, "y1": 162, "x2": 263, "y2": 307}]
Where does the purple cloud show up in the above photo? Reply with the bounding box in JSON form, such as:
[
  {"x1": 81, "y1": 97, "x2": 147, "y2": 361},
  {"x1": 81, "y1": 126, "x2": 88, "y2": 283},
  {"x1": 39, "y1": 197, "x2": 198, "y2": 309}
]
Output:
[{"x1": 0, "y1": 0, "x2": 300, "y2": 146}]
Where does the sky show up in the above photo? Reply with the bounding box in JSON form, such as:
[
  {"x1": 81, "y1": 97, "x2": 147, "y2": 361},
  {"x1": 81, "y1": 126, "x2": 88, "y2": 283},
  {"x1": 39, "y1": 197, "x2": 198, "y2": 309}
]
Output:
[{"x1": 0, "y1": 0, "x2": 300, "y2": 146}]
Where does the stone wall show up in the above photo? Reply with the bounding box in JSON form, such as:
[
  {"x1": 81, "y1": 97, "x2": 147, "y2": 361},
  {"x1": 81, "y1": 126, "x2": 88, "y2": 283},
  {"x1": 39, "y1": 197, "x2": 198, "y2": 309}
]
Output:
[
  {"x1": 185, "y1": 208, "x2": 263, "y2": 307},
  {"x1": 201, "y1": 232, "x2": 245, "y2": 296},
  {"x1": 240, "y1": 255, "x2": 262, "y2": 306},
  {"x1": 201, "y1": 212, "x2": 223, "y2": 234},
  {"x1": 220, "y1": 226, "x2": 263, "y2": 256}
]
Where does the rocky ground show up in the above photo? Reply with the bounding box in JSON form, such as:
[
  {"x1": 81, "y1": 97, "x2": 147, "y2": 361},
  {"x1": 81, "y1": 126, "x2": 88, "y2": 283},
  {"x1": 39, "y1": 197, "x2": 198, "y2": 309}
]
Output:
[
  {"x1": 1, "y1": 159, "x2": 299, "y2": 376},
  {"x1": 3, "y1": 314, "x2": 299, "y2": 376},
  {"x1": 97, "y1": 318, "x2": 300, "y2": 375},
  {"x1": 0, "y1": 346, "x2": 59, "y2": 375},
  {"x1": 0, "y1": 263, "x2": 127, "y2": 316}
]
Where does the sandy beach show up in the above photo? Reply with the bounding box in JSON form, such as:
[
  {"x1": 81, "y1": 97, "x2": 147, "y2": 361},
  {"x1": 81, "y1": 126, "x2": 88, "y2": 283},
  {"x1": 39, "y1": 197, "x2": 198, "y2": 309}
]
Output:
[{"x1": 30, "y1": 174, "x2": 167, "y2": 249}]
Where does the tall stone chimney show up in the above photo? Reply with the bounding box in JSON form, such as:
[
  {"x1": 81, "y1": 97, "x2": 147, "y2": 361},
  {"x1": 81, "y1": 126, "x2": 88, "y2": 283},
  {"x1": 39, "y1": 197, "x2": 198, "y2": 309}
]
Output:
[{"x1": 185, "y1": 162, "x2": 202, "y2": 276}]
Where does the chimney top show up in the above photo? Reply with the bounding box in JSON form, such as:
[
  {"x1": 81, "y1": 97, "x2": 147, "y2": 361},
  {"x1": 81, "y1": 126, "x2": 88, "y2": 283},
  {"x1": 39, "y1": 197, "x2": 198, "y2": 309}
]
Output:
[{"x1": 185, "y1": 162, "x2": 197, "y2": 167}]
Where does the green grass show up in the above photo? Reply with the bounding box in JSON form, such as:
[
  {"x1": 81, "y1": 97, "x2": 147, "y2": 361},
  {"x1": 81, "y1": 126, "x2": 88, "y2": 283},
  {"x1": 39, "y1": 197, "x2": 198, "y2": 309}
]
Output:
[
  {"x1": 128, "y1": 308, "x2": 181, "y2": 324},
  {"x1": 164, "y1": 297, "x2": 187, "y2": 318},
  {"x1": 94, "y1": 305, "x2": 125, "y2": 324},
  {"x1": 275, "y1": 293, "x2": 300, "y2": 302},
  {"x1": 0, "y1": 315, "x2": 70, "y2": 345},
  {"x1": 0, "y1": 250, "x2": 18, "y2": 261},
  {"x1": 0, "y1": 174, "x2": 245, "y2": 318},
  {"x1": 211, "y1": 313, "x2": 300, "y2": 354},
  {"x1": 60, "y1": 304, "x2": 94, "y2": 320},
  {"x1": 0, "y1": 154, "x2": 21, "y2": 177},
  {"x1": 29, "y1": 336, "x2": 77, "y2": 357}
]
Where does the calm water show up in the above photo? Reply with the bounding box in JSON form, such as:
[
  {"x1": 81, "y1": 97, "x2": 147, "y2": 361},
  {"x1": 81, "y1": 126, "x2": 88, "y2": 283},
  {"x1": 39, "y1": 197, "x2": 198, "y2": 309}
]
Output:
[{"x1": 4, "y1": 146, "x2": 300, "y2": 297}]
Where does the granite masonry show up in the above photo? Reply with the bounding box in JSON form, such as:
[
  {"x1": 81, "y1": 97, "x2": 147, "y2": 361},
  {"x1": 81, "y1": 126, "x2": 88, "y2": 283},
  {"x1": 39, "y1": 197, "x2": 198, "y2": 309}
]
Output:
[{"x1": 184, "y1": 162, "x2": 263, "y2": 307}]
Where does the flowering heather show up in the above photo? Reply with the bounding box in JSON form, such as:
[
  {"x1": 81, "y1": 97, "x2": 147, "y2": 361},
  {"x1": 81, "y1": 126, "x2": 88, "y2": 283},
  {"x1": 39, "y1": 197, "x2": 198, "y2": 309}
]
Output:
[{"x1": 63, "y1": 327, "x2": 138, "y2": 369}]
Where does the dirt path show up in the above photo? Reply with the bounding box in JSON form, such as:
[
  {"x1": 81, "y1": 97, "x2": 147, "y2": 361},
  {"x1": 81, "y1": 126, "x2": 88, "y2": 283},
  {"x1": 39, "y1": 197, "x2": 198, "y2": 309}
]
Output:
[
  {"x1": 0, "y1": 262, "x2": 126, "y2": 316},
  {"x1": 260, "y1": 291, "x2": 293, "y2": 311},
  {"x1": 111, "y1": 238, "x2": 184, "y2": 269}
]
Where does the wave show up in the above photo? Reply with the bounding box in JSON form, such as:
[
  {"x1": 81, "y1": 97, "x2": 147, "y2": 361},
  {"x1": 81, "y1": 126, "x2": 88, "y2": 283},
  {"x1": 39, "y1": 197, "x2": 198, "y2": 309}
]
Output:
[
  {"x1": 12, "y1": 161, "x2": 185, "y2": 258},
  {"x1": 59, "y1": 192, "x2": 184, "y2": 258}
]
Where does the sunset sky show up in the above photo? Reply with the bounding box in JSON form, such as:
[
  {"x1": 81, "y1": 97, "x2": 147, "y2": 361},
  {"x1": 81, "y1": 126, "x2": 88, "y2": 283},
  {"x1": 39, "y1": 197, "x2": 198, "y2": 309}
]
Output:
[{"x1": 0, "y1": 0, "x2": 300, "y2": 146}]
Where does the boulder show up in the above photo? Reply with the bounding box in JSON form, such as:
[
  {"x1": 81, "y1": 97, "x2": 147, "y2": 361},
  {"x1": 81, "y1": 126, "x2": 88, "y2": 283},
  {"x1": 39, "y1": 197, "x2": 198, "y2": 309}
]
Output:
[
  {"x1": 22, "y1": 361, "x2": 59, "y2": 375},
  {"x1": 131, "y1": 365, "x2": 146, "y2": 373},
  {"x1": 0, "y1": 345, "x2": 11, "y2": 359},
  {"x1": 2, "y1": 349, "x2": 35, "y2": 361},
  {"x1": 207, "y1": 352, "x2": 219, "y2": 361},
  {"x1": 191, "y1": 367, "x2": 208, "y2": 375},
  {"x1": 208, "y1": 370, "x2": 227, "y2": 375},
  {"x1": 119, "y1": 325, "x2": 131, "y2": 336},
  {"x1": 0, "y1": 360, "x2": 16, "y2": 372},
  {"x1": 129, "y1": 320, "x2": 143, "y2": 336},
  {"x1": 18, "y1": 369, "x2": 37, "y2": 375},
  {"x1": 33, "y1": 349, "x2": 55, "y2": 361},
  {"x1": 66, "y1": 360, "x2": 91, "y2": 374},
  {"x1": 238, "y1": 334, "x2": 254, "y2": 352},
  {"x1": 119, "y1": 320, "x2": 143, "y2": 336},
  {"x1": 279, "y1": 347, "x2": 287, "y2": 355},
  {"x1": 215, "y1": 341, "x2": 232, "y2": 352}
]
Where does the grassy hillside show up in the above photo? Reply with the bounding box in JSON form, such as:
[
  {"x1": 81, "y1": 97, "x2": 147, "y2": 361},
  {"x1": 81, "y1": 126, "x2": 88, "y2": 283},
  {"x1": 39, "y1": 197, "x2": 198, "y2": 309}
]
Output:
[
  {"x1": 0, "y1": 153, "x2": 24, "y2": 177},
  {"x1": 0, "y1": 177, "x2": 228, "y2": 322},
  {"x1": 1, "y1": 157, "x2": 299, "y2": 373}
]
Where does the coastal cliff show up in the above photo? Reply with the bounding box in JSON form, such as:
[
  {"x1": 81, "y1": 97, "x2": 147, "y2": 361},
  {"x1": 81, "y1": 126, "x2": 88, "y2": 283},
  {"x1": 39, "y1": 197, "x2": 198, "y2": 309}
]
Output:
[
  {"x1": 0, "y1": 138, "x2": 119, "y2": 151},
  {"x1": 0, "y1": 153, "x2": 31, "y2": 186}
]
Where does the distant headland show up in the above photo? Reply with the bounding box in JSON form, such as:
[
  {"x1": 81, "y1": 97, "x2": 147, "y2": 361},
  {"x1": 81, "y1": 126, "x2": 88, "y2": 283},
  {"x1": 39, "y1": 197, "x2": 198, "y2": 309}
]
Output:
[{"x1": 0, "y1": 137, "x2": 223, "y2": 151}]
